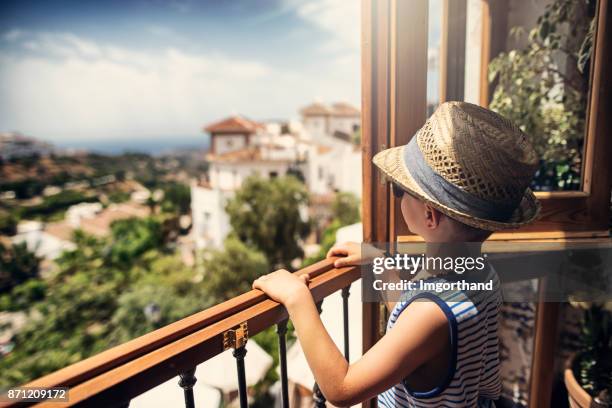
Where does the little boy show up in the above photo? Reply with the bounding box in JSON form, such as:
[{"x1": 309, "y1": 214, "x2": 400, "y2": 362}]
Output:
[{"x1": 253, "y1": 102, "x2": 540, "y2": 407}]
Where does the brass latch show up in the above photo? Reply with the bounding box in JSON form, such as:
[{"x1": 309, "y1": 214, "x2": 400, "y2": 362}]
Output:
[{"x1": 223, "y1": 322, "x2": 248, "y2": 350}]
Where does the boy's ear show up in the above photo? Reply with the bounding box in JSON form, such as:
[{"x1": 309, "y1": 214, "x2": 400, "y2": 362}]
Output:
[{"x1": 424, "y1": 203, "x2": 442, "y2": 229}]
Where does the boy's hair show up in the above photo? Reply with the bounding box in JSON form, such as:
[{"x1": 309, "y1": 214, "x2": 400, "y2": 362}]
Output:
[{"x1": 446, "y1": 215, "x2": 493, "y2": 242}]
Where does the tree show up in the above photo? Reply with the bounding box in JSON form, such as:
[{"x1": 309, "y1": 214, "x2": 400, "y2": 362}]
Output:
[
  {"x1": 225, "y1": 176, "x2": 310, "y2": 269},
  {"x1": 18, "y1": 190, "x2": 97, "y2": 219},
  {"x1": 0, "y1": 242, "x2": 41, "y2": 294},
  {"x1": 109, "y1": 255, "x2": 210, "y2": 343},
  {"x1": 200, "y1": 237, "x2": 270, "y2": 302},
  {"x1": 302, "y1": 192, "x2": 361, "y2": 267},
  {"x1": 0, "y1": 211, "x2": 17, "y2": 235},
  {"x1": 108, "y1": 217, "x2": 164, "y2": 266},
  {"x1": 0, "y1": 222, "x2": 205, "y2": 388},
  {"x1": 331, "y1": 192, "x2": 361, "y2": 226},
  {"x1": 161, "y1": 183, "x2": 191, "y2": 214}
]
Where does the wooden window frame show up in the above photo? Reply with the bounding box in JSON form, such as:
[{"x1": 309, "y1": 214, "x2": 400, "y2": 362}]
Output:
[
  {"x1": 361, "y1": 1, "x2": 429, "y2": 407},
  {"x1": 478, "y1": 0, "x2": 611, "y2": 237}
]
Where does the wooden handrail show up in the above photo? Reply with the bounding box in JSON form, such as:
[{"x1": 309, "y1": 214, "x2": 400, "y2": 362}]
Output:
[{"x1": 0, "y1": 258, "x2": 359, "y2": 407}]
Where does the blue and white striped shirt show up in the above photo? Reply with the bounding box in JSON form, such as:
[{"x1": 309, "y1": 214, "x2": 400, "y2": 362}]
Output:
[{"x1": 378, "y1": 266, "x2": 502, "y2": 408}]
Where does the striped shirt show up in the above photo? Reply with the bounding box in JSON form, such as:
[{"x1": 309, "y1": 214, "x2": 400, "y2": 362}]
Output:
[{"x1": 378, "y1": 266, "x2": 502, "y2": 408}]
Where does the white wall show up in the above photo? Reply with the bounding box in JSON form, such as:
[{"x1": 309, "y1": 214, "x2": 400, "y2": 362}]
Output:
[
  {"x1": 304, "y1": 145, "x2": 329, "y2": 196},
  {"x1": 213, "y1": 134, "x2": 247, "y2": 156},
  {"x1": 191, "y1": 184, "x2": 233, "y2": 249},
  {"x1": 305, "y1": 141, "x2": 362, "y2": 198},
  {"x1": 302, "y1": 116, "x2": 328, "y2": 139},
  {"x1": 12, "y1": 231, "x2": 75, "y2": 260},
  {"x1": 338, "y1": 146, "x2": 362, "y2": 198},
  {"x1": 209, "y1": 161, "x2": 292, "y2": 191},
  {"x1": 329, "y1": 116, "x2": 360, "y2": 136}
]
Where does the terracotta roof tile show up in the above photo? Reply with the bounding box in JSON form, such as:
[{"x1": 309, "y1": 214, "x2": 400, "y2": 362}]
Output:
[
  {"x1": 317, "y1": 145, "x2": 333, "y2": 154},
  {"x1": 45, "y1": 221, "x2": 74, "y2": 241},
  {"x1": 331, "y1": 102, "x2": 360, "y2": 117},
  {"x1": 300, "y1": 102, "x2": 360, "y2": 117},
  {"x1": 80, "y1": 205, "x2": 150, "y2": 237},
  {"x1": 204, "y1": 116, "x2": 264, "y2": 134},
  {"x1": 300, "y1": 103, "x2": 332, "y2": 117}
]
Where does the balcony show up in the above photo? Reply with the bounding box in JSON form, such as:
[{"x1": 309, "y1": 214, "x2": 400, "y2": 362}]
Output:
[
  {"x1": 1, "y1": 258, "x2": 358, "y2": 407},
  {"x1": 1, "y1": 0, "x2": 611, "y2": 407}
]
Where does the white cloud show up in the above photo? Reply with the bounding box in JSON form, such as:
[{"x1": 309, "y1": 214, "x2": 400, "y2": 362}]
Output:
[
  {"x1": 146, "y1": 24, "x2": 189, "y2": 43},
  {"x1": 288, "y1": 0, "x2": 361, "y2": 106},
  {"x1": 0, "y1": 30, "x2": 360, "y2": 142},
  {"x1": 3, "y1": 29, "x2": 24, "y2": 42},
  {"x1": 294, "y1": 0, "x2": 361, "y2": 52}
]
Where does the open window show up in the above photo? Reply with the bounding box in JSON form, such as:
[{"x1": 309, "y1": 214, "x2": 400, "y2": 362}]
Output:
[{"x1": 361, "y1": 0, "x2": 611, "y2": 407}]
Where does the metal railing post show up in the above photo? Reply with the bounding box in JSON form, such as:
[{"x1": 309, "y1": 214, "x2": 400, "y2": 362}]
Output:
[
  {"x1": 178, "y1": 368, "x2": 197, "y2": 408},
  {"x1": 277, "y1": 319, "x2": 290, "y2": 408},
  {"x1": 342, "y1": 285, "x2": 351, "y2": 360},
  {"x1": 312, "y1": 300, "x2": 327, "y2": 407},
  {"x1": 233, "y1": 346, "x2": 248, "y2": 408},
  {"x1": 223, "y1": 321, "x2": 250, "y2": 408}
]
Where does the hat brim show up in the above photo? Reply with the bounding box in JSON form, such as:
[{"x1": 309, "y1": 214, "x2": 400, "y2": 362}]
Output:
[{"x1": 373, "y1": 145, "x2": 541, "y2": 231}]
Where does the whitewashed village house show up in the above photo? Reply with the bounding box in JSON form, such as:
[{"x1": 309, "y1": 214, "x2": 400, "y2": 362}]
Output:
[
  {"x1": 191, "y1": 102, "x2": 361, "y2": 250},
  {"x1": 301, "y1": 102, "x2": 361, "y2": 197}
]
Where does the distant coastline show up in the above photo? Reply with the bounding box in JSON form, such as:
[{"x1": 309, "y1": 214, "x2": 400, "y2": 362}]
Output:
[{"x1": 54, "y1": 136, "x2": 210, "y2": 156}]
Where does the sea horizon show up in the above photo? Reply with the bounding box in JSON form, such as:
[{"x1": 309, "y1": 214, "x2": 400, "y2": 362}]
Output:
[{"x1": 52, "y1": 135, "x2": 210, "y2": 156}]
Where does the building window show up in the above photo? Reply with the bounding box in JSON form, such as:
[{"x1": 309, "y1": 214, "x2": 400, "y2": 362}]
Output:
[
  {"x1": 269, "y1": 171, "x2": 278, "y2": 178},
  {"x1": 200, "y1": 211, "x2": 211, "y2": 237}
]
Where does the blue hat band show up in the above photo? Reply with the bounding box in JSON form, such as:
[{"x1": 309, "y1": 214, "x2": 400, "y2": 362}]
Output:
[{"x1": 403, "y1": 136, "x2": 518, "y2": 222}]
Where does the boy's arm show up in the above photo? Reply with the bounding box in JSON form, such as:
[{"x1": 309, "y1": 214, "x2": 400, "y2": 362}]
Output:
[
  {"x1": 253, "y1": 270, "x2": 449, "y2": 407},
  {"x1": 326, "y1": 242, "x2": 402, "y2": 312}
]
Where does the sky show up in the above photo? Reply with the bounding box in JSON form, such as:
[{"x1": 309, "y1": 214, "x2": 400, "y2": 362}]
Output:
[{"x1": 0, "y1": 0, "x2": 440, "y2": 152}]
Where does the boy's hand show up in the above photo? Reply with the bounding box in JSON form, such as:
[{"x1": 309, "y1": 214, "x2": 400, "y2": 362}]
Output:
[
  {"x1": 252, "y1": 269, "x2": 311, "y2": 308},
  {"x1": 326, "y1": 241, "x2": 371, "y2": 268}
]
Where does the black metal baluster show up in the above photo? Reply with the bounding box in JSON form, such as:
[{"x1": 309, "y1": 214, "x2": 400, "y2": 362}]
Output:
[
  {"x1": 233, "y1": 346, "x2": 248, "y2": 408},
  {"x1": 313, "y1": 383, "x2": 326, "y2": 408},
  {"x1": 277, "y1": 319, "x2": 290, "y2": 408},
  {"x1": 178, "y1": 368, "x2": 197, "y2": 408},
  {"x1": 312, "y1": 300, "x2": 327, "y2": 408},
  {"x1": 341, "y1": 285, "x2": 351, "y2": 361}
]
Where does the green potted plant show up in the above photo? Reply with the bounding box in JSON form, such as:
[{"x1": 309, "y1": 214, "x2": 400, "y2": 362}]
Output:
[
  {"x1": 488, "y1": 0, "x2": 596, "y2": 191},
  {"x1": 565, "y1": 301, "x2": 612, "y2": 407},
  {"x1": 558, "y1": 246, "x2": 612, "y2": 407}
]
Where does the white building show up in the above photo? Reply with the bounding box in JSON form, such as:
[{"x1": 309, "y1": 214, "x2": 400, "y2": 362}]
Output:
[
  {"x1": 11, "y1": 221, "x2": 75, "y2": 261},
  {"x1": 191, "y1": 103, "x2": 362, "y2": 250},
  {"x1": 191, "y1": 115, "x2": 306, "y2": 249},
  {"x1": 300, "y1": 102, "x2": 362, "y2": 197},
  {"x1": 191, "y1": 182, "x2": 232, "y2": 249},
  {"x1": 0, "y1": 132, "x2": 54, "y2": 160},
  {"x1": 299, "y1": 102, "x2": 360, "y2": 140},
  {"x1": 65, "y1": 202, "x2": 103, "y2": 228}
]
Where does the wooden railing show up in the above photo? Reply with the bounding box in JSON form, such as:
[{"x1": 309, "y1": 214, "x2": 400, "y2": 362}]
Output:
[{"x1": 1, "y1": 258, "x2": 360, "y2": 408}]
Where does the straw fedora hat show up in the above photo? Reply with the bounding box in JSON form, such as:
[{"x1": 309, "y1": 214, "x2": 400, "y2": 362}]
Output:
[{"x1": 373, "y1": 101, "x2": 540, "y2": 231}]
